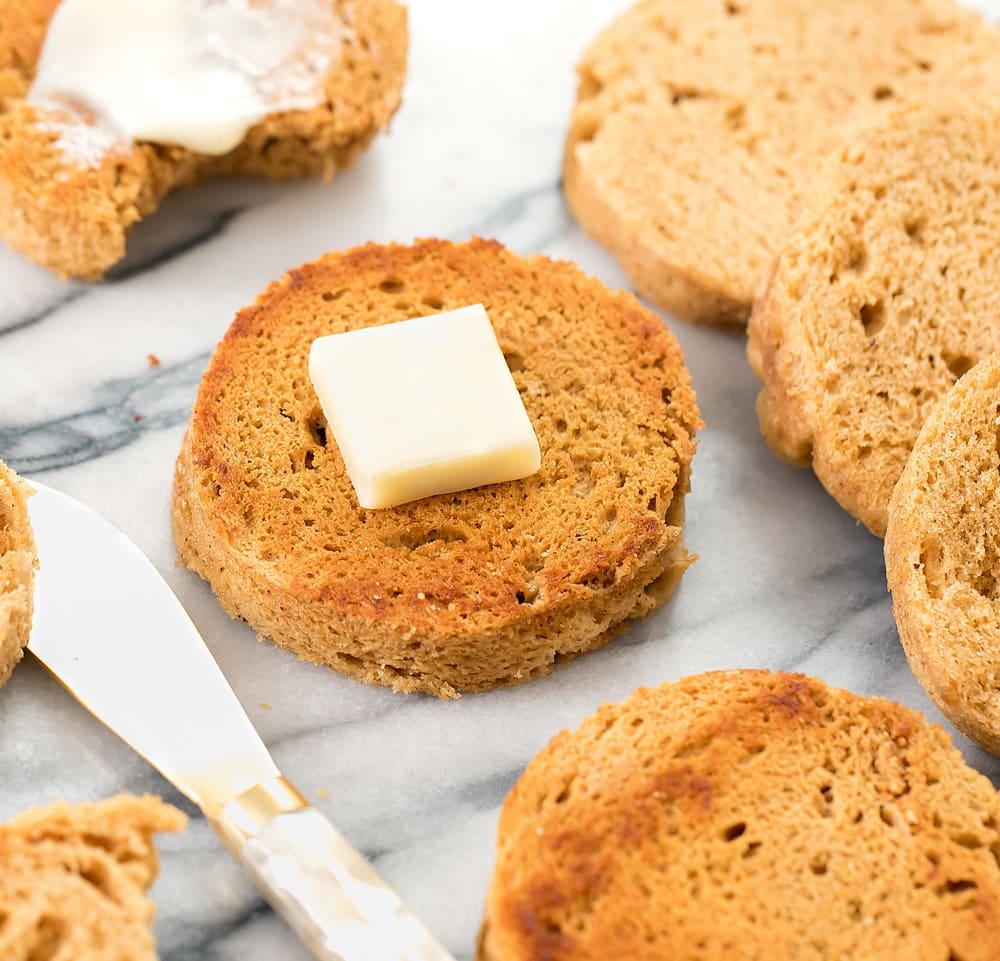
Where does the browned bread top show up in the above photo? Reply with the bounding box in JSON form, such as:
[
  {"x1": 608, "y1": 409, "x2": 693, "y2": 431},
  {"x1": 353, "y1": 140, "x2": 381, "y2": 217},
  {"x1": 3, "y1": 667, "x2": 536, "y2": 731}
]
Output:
[
  {"x1": 0, "y1": 459, "x2": 35, "y2": 689},
  {"x1": 0, "y1": 794, "x2": 186, "y2": 961},
  {"x1": 478, "y1": 670, "x2": 1000, "y2": 961},
  {"x1": 748, "y1": 102, "x2": 1000, "y2": 536},
  {"x1": 886, "y1": 350, "x2": 1000, "y2": 756},
  {"x1": 0, "y1": 0, "x2": 408, "y2": 278},
  {"x1": 564, "y1": 0, "x2": 1000, "y2": 327},
  {"x1": 173, "y1": 238, "x2": 701, "y2": 697}
]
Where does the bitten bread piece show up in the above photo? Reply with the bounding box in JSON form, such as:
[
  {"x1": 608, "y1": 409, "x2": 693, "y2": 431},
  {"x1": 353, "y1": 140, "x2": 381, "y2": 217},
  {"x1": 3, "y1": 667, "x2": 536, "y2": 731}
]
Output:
[
  {"x1": 0, "y1": 458, "x2": 35, "y2": 688},
  {"x1": 173, "y1": 238, "x2": 701, "y2": 698},
  {"x1": 748, "y1": 103, "x2": 1000, "y2": 536},
  {"x1": 565, "y1": 0, "x2": 1000, "y2": 327},
  {"x1": 478, "y1": 670, "x2": 1000, "y2": 961},
  {"x1": 886, "y1": 351, "x2": 1000, "y2": 756},
  {"x1": 0, "y1": 794, "x2": 186, "y2": 961},
  {"x1": 0, "y1": 0, "x2": 407, "y2": 279}
]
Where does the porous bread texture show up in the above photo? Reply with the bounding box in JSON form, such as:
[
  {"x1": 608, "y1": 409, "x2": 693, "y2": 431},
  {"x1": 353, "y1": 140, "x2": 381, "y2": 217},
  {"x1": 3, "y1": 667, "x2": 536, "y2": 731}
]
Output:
[
  {"x1": 0, "y1": 794, "x2": 186, "y2": 961},
  {"x1": 0, "y1": 0, "x2": 407, "y2": 279},
  {"x1": 173, "y1": 238, "x2": 701, "y2": 698},
  {"x1": 886, "y1": 351, "x2": 1000, "y2": 757},
  {"x1": 748, "y1": 102, "x2": 1000, "y2": 537},
  {"x1": 0, "y1": 459, "x2": 35, "y2": 689},
  {"x1": 564, "y1": 0, "x2": 1000, "y2": 328},
  {"x1": 478, "y1": 670, "x2": 1000, "y2": 961}
]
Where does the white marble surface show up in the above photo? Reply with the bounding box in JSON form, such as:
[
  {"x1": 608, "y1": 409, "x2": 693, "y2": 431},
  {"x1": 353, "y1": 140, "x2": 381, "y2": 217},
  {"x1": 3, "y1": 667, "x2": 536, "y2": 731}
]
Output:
[{"x1": 2, "y1": 2, "x2": 1000, "y2": 959}]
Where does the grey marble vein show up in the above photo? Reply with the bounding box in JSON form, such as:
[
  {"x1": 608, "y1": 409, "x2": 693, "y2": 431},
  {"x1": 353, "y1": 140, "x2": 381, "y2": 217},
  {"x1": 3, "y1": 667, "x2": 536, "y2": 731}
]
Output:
[{"x1": 0, "y1": 352, "x2": 208, "y2": 473}]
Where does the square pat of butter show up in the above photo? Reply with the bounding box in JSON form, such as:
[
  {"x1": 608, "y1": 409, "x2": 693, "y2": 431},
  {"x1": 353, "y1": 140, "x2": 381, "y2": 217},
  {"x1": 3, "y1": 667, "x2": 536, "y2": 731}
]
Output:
[{"x1": 308, "y1": 304, "x2": 541, "y2": 509}]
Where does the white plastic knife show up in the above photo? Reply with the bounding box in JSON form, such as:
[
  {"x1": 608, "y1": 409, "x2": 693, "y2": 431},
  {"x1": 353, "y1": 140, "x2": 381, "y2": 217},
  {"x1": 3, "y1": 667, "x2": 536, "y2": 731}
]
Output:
[{"x1": 26, "y1": 481, "x2": 455, "y2": 961}]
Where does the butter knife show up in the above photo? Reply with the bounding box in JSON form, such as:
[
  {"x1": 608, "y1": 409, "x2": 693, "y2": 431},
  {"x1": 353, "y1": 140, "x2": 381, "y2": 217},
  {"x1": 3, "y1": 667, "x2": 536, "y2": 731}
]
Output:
[{"x1": 26, "y1": 481, "x2": 455, "y2": 961}]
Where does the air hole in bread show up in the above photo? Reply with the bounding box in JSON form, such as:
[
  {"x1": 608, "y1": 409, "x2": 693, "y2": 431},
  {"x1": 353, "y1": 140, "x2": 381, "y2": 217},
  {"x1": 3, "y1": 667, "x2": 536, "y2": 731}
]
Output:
[
  {"x1": 725, "y1": 1, "x2": 741, "y2": 15},
  {"x1": 809, "y1": 852, "x2": 829, "y2": 875},
  {"x1": 917, "y1": 59, "x2": 934, "y2": 71},
  {"x1": 742, "y1": 841, "x2": 762, "y2": 860},
  {"x1": 950, "y1": 831, "x2": 984, "y2": 850},
  {"x1": 942, "y1": 350, "x2": 976, "y2": 381},
  {"x1": 941, "y1": 879, "x2": 978, "y2": 895},
  {"x1": 307, "y1": 413, "x2": 328, "y2": 448},
  {"x1": 80, "y1": 860, "x2": 115, "y2": 900},
  {"x1": 577, "y1": 68, "x2": 603, "y2": 101},
  {"x1": 815, "y1": 785, "x2": 834, "y2": 818},
  {"x1": 725, "y1": 103, "x2": 746, "y2": 131},
  {"x1": 873, "y1": 84, "x2": 894, "y2": 100},
  {"x1": 383, "y1": 525, "x2": 469, "y2": 551},
  {"x1": 723, "y1": 822, "x2": 746, "y2": 841},
  {"x1": 422, "y1": 296, "x2": 444, "y2": 310},
  {"x1": 661, "y1": 387, "x2": 673, "y2": 407},
  {"x1": 859, "y1": 299, "x2": 886, "y2": 336},
  {"x1": 573, "y1": 114, "x2": 600, "y2": 145},
  {"x1": 671, "y1": 86, "x2": 702, "y2": 106},
  {"x1": 845, "y1": 242, "x2": 867, "y2": 274},
  {"x1": 504, "y1": 351, "x2": 526, "y2": 373},
  {"x1": 379, "y1": 279, "x2": 406, "y2": 294},
  {"x1": 905, "y1": 216, "x2": 927, "y2": 243},
  {"x1": 920, "y1": 539, "x2": 946, "y2": 599},
  {"x1": 321, "y1": 290, "x2": 347, "y2": 302},
  {"x1": 26, "y1": 915, "x2": 66, "y2": 961},
  {"x1": 516, "y1": 581, "x2": 540, "y2": 605},
  {"x1": 973, "y1": 569, "x2": 999, "y2": 600}
]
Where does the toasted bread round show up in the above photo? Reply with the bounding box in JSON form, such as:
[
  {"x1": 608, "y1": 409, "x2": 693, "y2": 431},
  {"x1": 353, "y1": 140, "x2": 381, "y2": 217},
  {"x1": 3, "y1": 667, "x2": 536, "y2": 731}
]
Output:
[
  {"x1": 478, "y1": 670, "x2": 1000, "y2": 961},
  {"x1": 173, "y1": 238, "x2": 701, "y2": 697},
  {"x1": 0, "y1": 459, "x2": 35, "y2": 689},
  {"x1": 0, "y1": 0, "x2": 407, "y2": 279},
  {"x1": 886, "y1": 351, "x2": 1000, "y2": 755},
  {"x1": 0, "y1": 794, "x2": 185, "y2": 961},
  {"x1": 564, "y1": 0, "x2": 1000, "y2": 327},
  {"x1": 748, "y1": 103, "x2": 1000, "y2": 536}
]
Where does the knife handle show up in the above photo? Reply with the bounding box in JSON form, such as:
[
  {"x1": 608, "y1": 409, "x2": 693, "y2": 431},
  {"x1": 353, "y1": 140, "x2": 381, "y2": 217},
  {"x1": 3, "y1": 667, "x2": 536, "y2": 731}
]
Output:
[{"x1": 237, "y1": 805, "x2": 456, "y2": 961}]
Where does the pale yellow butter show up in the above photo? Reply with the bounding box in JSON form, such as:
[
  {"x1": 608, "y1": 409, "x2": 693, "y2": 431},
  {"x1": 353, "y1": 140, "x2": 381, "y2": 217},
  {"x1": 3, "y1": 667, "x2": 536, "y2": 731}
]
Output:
[
  {"x1": 28, "y1": 0, "x2": 342, "y2": 160},
  {"x1": 308, "y1": 305, "x2": 541, "y2": 509}
]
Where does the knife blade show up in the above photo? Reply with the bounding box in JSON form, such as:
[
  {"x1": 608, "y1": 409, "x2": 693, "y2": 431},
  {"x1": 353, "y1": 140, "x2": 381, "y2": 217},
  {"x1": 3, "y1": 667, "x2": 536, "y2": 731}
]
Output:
[{"x1": 26, "y1": 481, "x2": 455, "y2": 961}]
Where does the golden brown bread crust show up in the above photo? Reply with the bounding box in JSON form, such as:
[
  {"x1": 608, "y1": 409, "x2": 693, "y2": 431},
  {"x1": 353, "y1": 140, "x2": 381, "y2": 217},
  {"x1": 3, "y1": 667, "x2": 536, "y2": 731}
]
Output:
[
  {"x1": 478, "y1": 670, "x2": 1000, "y2": 961},
  {"x1": 564, "y1": 0, "x2": 1000, "y2": 328},
  {"x1": 172, "y1": 238, "x2": 701, "y2": 697},
  {"x1": 748, "y1": 102, "x2": 1000, "y2": 537},
  {"x1": 0, "y1": 794, "x2": 186, "y2": 961},
  {"x1": 0, "y1": 0, "x2": 408, "y2": 278},
  {"x1": 0, "y1": 459, "x2": 35, "y2": 689},
  {"x1": 886, "y1": 351, "x2": 1000, "y2": 756}
]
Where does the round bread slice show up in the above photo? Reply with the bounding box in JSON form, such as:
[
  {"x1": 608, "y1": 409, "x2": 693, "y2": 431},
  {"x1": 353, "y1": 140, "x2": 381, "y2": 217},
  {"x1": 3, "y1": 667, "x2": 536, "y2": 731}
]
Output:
[
  {"x1": 0, "y1": 459, "x2": 35, "y2": 688},
  {"x1": 564, "y1": 0, "x2": 1000, "y2": 328},
  {"x1": 0, "y1": 0, "x2": 407, "y2": 279},
  {"x1": 886, "y1": 351, "x2": 1000, "y2": 756},
  {"x1": 478, "y1": 670, "x2": 1000, "y2": 961},
  {"x1": 0, "y1": 794, "x2": 185, "y2": 961},
  {"x1": 172, "y1": 238, "x2": 701, "y2": 698},
  {"x1": 748, "y1": 102, "x2": 1000, "y2": 537}
]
